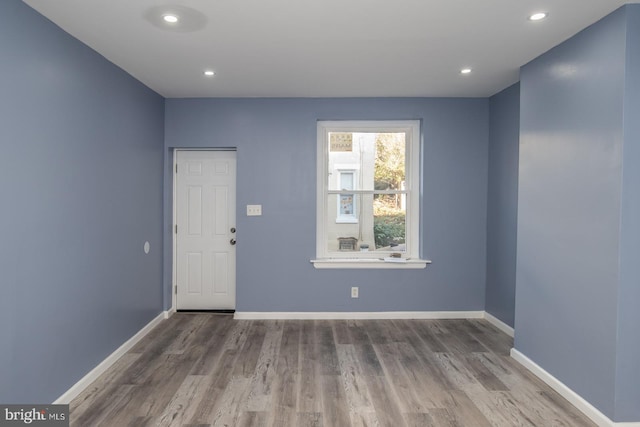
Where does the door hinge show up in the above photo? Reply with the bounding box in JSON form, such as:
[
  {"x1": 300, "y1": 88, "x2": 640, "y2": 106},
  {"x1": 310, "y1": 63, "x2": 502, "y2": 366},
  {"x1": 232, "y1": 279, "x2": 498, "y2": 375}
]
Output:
[
  {"x1": 175, "y1": 224, "x2": 178, "y2": 234},
  {"x1": 175, "y1": 163, "x2": 178, "y2": 173},
  {"x1": 174, "y1": 285, "x2": 177, "y2": 294}
]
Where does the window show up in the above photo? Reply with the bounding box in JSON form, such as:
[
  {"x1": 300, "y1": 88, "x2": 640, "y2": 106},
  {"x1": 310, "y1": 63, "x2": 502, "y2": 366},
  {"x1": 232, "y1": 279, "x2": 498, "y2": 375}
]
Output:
[{"x1": 313, "y1": 120, "x2": 428, "y2": 269}]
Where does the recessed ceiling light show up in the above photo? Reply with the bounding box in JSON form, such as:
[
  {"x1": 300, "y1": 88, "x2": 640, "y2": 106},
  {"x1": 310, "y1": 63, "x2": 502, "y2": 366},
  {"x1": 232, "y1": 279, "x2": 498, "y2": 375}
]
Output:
[
  {"x1": 163, "y1": 14, "x2": 179, "y2": 23},
  {"x1": 529, "y1": 12, "x2": 548, "y2": 21},
  {"x1": 460, "y1": 68, "x2": 472, "y2": 75},
  {"x1": 145, "y1": 6, "x2": 207, "y2": 33},
  {"x1": 204, "y1": 70, "x2": 215, "y2": 77}
]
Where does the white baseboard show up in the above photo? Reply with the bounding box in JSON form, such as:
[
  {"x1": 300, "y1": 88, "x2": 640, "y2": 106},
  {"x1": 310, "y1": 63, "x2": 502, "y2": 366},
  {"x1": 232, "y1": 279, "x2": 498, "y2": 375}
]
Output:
[
  {"x1": 483, "y1": 312, "x2": 515, "y2": 337},
  {"x1": 233, "y1": 311, "x2": 485, "y2": 320},
  {"x1": 53, "y1": 311, "x2": 167, "y2": 404},
  {"x1": 164, "y1": 308, "x2": 175, "y2": 319},
  {"x1": 510, "y1": 349, "x2": 640, "y2": 427}
]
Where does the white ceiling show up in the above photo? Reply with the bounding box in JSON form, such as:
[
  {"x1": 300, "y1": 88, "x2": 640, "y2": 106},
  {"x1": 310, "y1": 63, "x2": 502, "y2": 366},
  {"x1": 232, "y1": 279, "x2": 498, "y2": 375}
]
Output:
[{"x1": 23, "y1": 0, "x2": 631, "y2": 98}]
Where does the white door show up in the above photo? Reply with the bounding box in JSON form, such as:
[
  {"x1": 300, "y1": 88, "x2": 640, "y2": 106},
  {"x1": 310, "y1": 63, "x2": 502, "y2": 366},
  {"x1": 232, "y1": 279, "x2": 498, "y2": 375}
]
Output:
[{"x1": 175, "y1": 150, "x2": 236, "y2": 310}]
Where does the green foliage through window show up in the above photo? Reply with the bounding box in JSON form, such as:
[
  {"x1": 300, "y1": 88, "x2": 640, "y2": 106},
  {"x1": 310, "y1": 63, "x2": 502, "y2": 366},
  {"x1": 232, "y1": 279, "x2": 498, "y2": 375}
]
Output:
[
  {"x1": 373, "y1": 133, "x2": 406, "y2": 248},
  {"x1": 374, "y1": 213, "x2": 406, "y2": 248}
]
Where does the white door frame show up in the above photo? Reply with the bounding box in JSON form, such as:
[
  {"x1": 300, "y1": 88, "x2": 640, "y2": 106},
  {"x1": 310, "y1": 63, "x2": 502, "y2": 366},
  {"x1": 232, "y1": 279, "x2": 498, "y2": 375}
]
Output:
[{"x1": 171, "y1": 148, "x2": 237, "y2": 311}]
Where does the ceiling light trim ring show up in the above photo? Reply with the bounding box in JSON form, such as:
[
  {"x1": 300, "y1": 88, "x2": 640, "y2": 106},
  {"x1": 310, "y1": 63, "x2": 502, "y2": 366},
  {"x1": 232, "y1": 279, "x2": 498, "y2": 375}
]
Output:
[
  {"x1": 144, "y1": 5, "x2": 207, "y2": 33},
  {"x1": 529, "y1": 12, "x2": 548, "y2": 21}
]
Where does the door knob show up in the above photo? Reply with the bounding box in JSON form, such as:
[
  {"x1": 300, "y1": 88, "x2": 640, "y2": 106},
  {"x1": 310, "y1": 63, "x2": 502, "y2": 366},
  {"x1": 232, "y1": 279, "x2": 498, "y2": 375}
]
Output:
[
  {"x1": 230, "y1": 238, "x2": 236, "y2": 245},
  {"x1": 230, "y1": 227, "x2": 236, "y2": 233}
]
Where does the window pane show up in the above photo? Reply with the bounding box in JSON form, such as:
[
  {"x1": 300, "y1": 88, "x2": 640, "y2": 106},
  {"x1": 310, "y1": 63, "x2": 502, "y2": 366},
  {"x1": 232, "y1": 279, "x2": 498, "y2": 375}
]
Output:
[
  {"x1": 327, "y1": 194, "x2": 361, "y2": 252},
  {"x1": 325, "y1": 193, "x2": 406, "y2": 253},
  {"x1": 327, "y1": 132, "x2": 405, "y2": 191},
  {"x1": 327, "y1": 132, "x2": 361, "y2": 191},
  {"x1": 374, "y1": 133, "x2": 406, "y2": 191},
  {"x1": 373, "y1": 198, "x2": 406, "y2": 251}
]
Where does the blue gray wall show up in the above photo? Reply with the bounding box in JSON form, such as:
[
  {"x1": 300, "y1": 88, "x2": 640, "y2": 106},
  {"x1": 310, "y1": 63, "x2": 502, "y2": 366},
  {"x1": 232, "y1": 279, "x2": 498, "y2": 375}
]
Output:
[
  {"x1": 164, "y1": 98, "x2": 489, "y2": 312},
  {"x1": 516, "y1": 5, "x2": 639, "y2": 421},
  {"x1": 616, "y1": 5, "x2": 640, "y2": 421},
  {"x1": 0, "y1": 0, "x2": 165, "y2": 403},
  {"x1": 486, "y1": 83, "x2": 519, "y2": 328}
]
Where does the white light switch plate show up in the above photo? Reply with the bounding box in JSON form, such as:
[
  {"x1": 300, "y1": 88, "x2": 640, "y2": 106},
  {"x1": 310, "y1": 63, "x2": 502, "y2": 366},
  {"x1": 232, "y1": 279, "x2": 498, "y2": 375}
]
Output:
[{"x1": 247, "y1": 204, "x2": 262, "y2": 216}]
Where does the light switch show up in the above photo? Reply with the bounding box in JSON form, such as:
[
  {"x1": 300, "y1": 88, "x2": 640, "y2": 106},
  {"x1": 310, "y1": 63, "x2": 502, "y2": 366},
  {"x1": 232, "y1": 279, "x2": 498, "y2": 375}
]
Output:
[{"x1": 247, "y1": 204, "x2": 262, "y2": 216}]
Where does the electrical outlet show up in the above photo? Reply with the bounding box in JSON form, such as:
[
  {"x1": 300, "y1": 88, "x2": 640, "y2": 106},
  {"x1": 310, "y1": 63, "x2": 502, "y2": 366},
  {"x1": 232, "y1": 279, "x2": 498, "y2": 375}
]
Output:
[
  {"x1": 351, "y1": 286, "x2": 359, "y2": 298},
  {"x1": 247, "y1": 204, "x2": 262, "y2": 216}
]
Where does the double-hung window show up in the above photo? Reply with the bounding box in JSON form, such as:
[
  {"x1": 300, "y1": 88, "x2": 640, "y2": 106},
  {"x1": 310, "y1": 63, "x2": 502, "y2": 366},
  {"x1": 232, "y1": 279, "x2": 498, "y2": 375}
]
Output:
[{"x1": 313, "y1": 120, "x2": 428, "y2": 269}]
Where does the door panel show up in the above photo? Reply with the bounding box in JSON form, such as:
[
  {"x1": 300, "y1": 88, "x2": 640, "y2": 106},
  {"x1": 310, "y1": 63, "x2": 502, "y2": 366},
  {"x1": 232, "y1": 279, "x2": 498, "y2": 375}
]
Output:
[
  {"x1": 213, "y1": 252, "x2": 228, "y2": 294},
  {"x1": 187, "y1": 252, "x2": 203, "y2": 294},
  {"x1": 175, "y1": 150, "x2": 236, "y2": 310},
  {"x1": 188, "y1": 186, "x2": 202, "y2": 235}
]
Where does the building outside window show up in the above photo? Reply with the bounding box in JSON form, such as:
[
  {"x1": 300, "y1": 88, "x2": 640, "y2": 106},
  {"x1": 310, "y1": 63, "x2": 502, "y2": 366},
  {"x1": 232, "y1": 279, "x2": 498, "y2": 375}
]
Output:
[{"x1": 337, "y1": 170, "x2": 357, "y2": 223}]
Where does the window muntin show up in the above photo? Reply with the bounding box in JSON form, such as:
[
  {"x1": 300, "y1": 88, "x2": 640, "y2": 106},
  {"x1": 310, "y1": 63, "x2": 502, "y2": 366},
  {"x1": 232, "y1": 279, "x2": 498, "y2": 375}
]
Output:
[{"x1": 317, "y1": 121, "x2": 420, "y2": 259}]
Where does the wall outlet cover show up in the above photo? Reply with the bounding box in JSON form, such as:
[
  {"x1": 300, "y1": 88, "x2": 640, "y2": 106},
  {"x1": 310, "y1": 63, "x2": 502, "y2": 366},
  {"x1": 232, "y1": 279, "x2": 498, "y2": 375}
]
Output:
[{"x1": 247, "y1": 205, "x2": 262, "y2": 216}]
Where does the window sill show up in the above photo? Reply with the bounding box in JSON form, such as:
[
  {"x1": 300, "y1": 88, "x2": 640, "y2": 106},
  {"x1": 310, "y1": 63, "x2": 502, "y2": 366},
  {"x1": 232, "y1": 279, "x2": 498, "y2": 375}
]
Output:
[{"x1": 310, "y1": 258, "x2": 431, "y2": 269}]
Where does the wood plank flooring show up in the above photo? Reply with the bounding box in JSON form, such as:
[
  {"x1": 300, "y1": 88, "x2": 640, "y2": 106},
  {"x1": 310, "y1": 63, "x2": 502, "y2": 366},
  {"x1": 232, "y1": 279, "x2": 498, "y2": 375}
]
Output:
[{"x1": 69, "y1": 314, "x2": 596, "y2": 427}]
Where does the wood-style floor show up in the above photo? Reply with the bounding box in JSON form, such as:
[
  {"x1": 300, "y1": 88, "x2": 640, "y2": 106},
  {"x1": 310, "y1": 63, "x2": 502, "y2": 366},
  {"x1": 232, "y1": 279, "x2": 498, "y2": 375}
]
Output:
[{"x1": 70, "y1": 314, "x2": 595, "y2": 426}]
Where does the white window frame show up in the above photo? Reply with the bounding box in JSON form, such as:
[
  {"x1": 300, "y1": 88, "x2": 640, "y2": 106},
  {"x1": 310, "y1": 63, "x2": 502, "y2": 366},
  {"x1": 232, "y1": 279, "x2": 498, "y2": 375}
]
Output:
[{"x1": 312, "y1": 120, "x2": 430, "y2": 269}]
